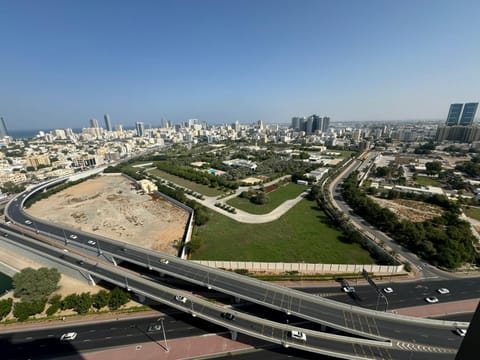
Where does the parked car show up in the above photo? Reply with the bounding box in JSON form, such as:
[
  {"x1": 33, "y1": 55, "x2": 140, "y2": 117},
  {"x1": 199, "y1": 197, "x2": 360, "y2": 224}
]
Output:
[
  {"x1": 437, "y1": 288, "x2": 450, "y2": 295},
  {"x1": 289, "y1": 330, "x2": 307, "y2": 341},
  {"x1": 60, "y1": 332, "x2": 77, "y2": 341},
  {"x1": 425, "y1": 296, "x2": 439, "y2": 304},
  {"x1": 25, "y1": 220, "x2": 32, "y2": 225},
  {"x1": 174, "y1": 295, "x2": 187, "y2": 303}
]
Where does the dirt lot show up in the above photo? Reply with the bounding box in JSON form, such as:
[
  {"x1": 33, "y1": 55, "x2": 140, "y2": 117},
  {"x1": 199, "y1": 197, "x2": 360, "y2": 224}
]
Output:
[
  {"x1": 26, "y1": 175, "x2": 189, "y2": 255},
  {"x1": 369, "y1": 196, "x2": 444, "y2": 222}
]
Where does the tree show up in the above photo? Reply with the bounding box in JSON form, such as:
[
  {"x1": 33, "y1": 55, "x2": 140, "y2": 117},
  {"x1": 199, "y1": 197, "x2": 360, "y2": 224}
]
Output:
[
  {"x1": 425, "y1": 161, "x2": 442, "y2": 176},
  {"x1": 92, "y1": 290, "x2": 110, "y2": 310},
  {"x1": 13, "y1": 267, "x2": 61, "y2": 302},
  {"x1": 0, "y1": 298, "x2": 13, "y2": 320},
  {"x1": 108, "y1": 288, "x2": 129, "y2": 310},
  {"x1": 74, "y1": 292, "x2": 92, "y2": 314},
  {"x1": 45, "y1": 294, "x2": 62, "y2": 316},
  {"x1": 13, "y1": 300, "x2": 46, "y2": 321}
]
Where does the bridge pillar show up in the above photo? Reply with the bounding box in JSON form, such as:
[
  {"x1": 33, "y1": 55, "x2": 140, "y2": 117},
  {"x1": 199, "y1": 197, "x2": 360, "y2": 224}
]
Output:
[
  {"x1": 321, "y1": 324, "x2": 326, "y2": 331},
  {"x1": 87, "y1": 273, "x2": 96, "y2": 286},
  {"x1": 230, "y1": 330, "x2": 238, "y2": 341}
]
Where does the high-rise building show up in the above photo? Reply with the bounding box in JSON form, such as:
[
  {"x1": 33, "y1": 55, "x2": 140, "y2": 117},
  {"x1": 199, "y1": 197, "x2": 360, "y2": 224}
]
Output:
[
  {"x1": 459, "y1": 102, "x2": 479, "y2": 126},
  {"x1": 291, "y1": 117, "x2": 301, "y2": 130},
  {"x1": 136, "y1": 121, "x2": 145, "y2": 137},
  {"x1": 104, "y1": 114, "x2": 112, "y2": 131},
  {"x1": 0, "y1": 117, "x2": 9, "y2": 138},
  {"x1": 322, "y1": 117, "x2": 330, "y2": 132},
  {"x1": 90, "y1": 118, "x2": 99, "y2": 128},
  {"x1": 446, "y1": 104, "x2": 464, "y2": 126}
]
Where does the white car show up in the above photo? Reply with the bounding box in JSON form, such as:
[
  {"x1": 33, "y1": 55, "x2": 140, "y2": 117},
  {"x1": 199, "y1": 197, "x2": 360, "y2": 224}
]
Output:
[
  {"x1": 290, "y1": 330, "x2": 307, "y2": 341},
  {"x1": 25, "y1": 220, "x2": 32, "y2": 225},
  {"x1": 69, "y1": 234, "x2": 78, "y2": 239},
  {"x1": 87, "y1": 240, "x2": 96, "y2": 246},
  {"x1": 437, "y1": 288, "x2": 450, "y2": 295},
  {"x1": 342, "y1": 286, "x2": 355, "y2": 293},
  {"x1": 175, "y1": 295, "x2": 187, "y2": 303},
  {"x1": 160, "y1": 258, "x2": 169, "y2": 264},
  {"x1": 455, "y1": 328, "x2": 467, "y2": 337},
  {"x1": 425, "y1": 296, "x2": 439, "y2": 304},
  {"x1": 60, "y1": 332, "x2": 77, "y2": 341},
  {"x1": 383, "y1": 287, "x2": 393, "y2": 294}
]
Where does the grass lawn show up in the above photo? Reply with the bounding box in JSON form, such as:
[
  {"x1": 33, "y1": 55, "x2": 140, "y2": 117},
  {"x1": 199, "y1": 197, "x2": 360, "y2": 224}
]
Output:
[
  {"x1": 147, "y1": 169, "x2": 225, "y2": 196},
  {"x1": 463, "y1": 206, "x2": 480, "y2": 221},
  {"x1": 414, "y1": 176, "x2": 441, "y2": 187},
  {"x1": 192, "y1": 199, "x2": 376, "y2": 264},
  {"x1": 226, "y1": 183, "x2": 307, "y2": 214}
]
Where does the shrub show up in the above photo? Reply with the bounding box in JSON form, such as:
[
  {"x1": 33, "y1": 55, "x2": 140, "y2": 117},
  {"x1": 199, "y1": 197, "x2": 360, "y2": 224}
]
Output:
[{"x1": 0, "y1": 298, "x2": 13, "y2": 320}]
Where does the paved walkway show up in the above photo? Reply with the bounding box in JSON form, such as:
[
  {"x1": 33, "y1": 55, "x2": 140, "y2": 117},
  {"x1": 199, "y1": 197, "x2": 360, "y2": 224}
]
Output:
[
  {"x1": 58, "y1": 333, "x2": 265, "y2": 360},
  {"x1": 392, "y1": 298, "x2": 479, "y2": 319},
  {"x1": 153, "y1": 172, "x2": 307, "y2": 224}
]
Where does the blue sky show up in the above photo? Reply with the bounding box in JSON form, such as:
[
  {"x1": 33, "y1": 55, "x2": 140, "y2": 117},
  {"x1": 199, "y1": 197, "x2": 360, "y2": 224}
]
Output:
[{"x1": 1, "y1": 0, "x2": 479, "y2": 131}]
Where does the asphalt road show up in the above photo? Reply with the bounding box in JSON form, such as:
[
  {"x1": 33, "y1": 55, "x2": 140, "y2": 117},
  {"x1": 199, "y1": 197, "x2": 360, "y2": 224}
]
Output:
[
  {"x1": 296, "y1": 278, "x2": 480, "y2": 311},
  {"x1": 0, "y1": 313, "x2": 225, "y2": 360},
  {"x1": 328, "y1": 157, "x2": 458, "y2": 281}
]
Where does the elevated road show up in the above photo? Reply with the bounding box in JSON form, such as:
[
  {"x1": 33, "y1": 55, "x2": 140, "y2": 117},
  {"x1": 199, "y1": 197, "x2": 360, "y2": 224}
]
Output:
[{"x1": 2, "y1": 177, "x2": 470, "y2": 358}]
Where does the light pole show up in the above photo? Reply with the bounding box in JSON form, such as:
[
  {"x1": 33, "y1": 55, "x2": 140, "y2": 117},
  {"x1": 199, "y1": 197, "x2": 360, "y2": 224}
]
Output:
[{"x1": 159, "y1": 318, "x2": 169, "y2": 352}]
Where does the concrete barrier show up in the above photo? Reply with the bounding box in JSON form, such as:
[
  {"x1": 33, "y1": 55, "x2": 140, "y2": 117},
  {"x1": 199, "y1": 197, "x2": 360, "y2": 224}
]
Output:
[{"x1": 193, "y1": 260, "x2": 404, "y2": 275}]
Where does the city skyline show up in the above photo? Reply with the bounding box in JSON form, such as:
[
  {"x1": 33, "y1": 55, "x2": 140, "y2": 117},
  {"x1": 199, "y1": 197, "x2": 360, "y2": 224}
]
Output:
[{"x1": 1, "y1": 0, "x2": 479, "y2": 131}]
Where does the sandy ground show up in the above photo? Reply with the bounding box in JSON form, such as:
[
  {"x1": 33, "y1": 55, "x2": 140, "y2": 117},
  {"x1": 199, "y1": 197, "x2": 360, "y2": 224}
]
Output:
[
  {"x1": 369, "y1": 196, "x2": 443, "y2": 222},
  {"x1": 27, "y1": 175, "x2": 189, "y2": 255},
  {"x1": 0, "y1": 175, "x2": 189, "y2": 323}
]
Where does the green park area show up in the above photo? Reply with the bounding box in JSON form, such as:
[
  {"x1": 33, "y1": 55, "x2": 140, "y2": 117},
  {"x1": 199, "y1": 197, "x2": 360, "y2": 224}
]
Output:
[
  {"x1": 414, "y1": 175, "x2": 441, "y2": 187},
  {"x1": 463, "y1": 206, "x2": 480, "y2": 221},
  {"x1": 226, "y1": 183, "x2": 307, "y2": 214},
  {"x1": 191, "y1": 199, "x2": 376, "y2": 264},
  {"x1": 148, "y1": 168, "x2": 225, "y2": 197}
]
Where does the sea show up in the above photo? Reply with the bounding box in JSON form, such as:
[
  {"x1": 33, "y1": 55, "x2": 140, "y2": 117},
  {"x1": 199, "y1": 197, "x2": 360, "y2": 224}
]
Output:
[{"x1": 8, "y1": 129, "x2": 82, "y2": 139}]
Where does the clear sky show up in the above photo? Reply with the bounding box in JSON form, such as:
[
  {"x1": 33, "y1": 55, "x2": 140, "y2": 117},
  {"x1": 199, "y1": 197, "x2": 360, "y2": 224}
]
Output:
[{"x1": 1, "y1": 0, "x2": 479, "y2": 131}]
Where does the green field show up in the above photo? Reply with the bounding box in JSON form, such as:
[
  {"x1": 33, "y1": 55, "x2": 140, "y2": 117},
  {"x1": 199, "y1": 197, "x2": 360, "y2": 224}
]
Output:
[
  {"x1": 148, "y1": 169, "x2": 225, "y2": 196},
  {"x1": 192, "y1": 199, "x2": 376, "y2": 264},
  {"x1": 226, "y1": 183, "x2": 307, "y2": 214},
  {"x1": 414, "y1": 176, "x2": 441, "y2": 187},
  {"x1": 463, "y1": 206, "x2": 480, "y2": 221}
]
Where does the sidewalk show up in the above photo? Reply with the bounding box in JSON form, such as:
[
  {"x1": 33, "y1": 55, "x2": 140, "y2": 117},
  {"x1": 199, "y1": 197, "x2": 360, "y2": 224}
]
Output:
[{"x1": 58, "y1": 333, "x2": 267, "y2": 360}]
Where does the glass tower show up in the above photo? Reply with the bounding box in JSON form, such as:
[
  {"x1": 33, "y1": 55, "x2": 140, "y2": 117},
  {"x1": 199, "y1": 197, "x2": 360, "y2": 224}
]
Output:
[
  {"x1": 0, "y1": 117, "x2": 8, "y2": 138},
  {"x1": 459, "y1": 102, "x2": 479, "y2": 126},
  {"x1": 104, "y1": 114, "x2": 112, "y2": 131},
  {"x1": 446, "y1": 103, "x2": 464, "y2": 126}
]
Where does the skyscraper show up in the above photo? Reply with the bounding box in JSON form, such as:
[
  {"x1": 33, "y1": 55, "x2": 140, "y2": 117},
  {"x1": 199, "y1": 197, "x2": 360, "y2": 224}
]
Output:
[
  {"x1": 0, "y1": 117, "x2": 9, "y2": 138},
  {"x1": 446, "y1": 103, "x2": 464, "y2": 126},
  {"x1": 322, "y1": 117, "x2": 330, "y2": 132},
  {"x1": 90, "y1": 118, "x2": 99, "y2": 128},
  {"x1": 136, "y1": 121, "x2": 145, "y2": 137},
  {"x1": 459, "y1": 102, "x2": 478, "y2": 126},
  {"x1": 104, "y1": 114, "x2": 112, "y2": 131}
]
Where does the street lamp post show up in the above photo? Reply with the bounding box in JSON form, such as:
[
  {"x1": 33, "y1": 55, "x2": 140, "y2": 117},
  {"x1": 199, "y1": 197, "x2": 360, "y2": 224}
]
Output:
[{"x1": 159, "y1": 318, "x2": 169, "y2": 352}]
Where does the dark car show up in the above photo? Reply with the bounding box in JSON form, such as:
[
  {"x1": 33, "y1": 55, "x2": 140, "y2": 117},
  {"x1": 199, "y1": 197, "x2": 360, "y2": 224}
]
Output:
[{"x1": 221, "y1": 312, "x2": 235, "y2": 321}]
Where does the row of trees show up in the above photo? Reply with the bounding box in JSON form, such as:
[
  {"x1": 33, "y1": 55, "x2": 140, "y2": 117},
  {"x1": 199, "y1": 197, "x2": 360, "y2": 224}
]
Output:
[
  {"x1": 5, "y1": 267, "x2": 131, "y2": 322},
  {"x1": 154, "y1": 161, "x2": 239, "y2": 190},
  {"x1": 342, "y1": 172, "x2": 476, "y2": 269}
]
